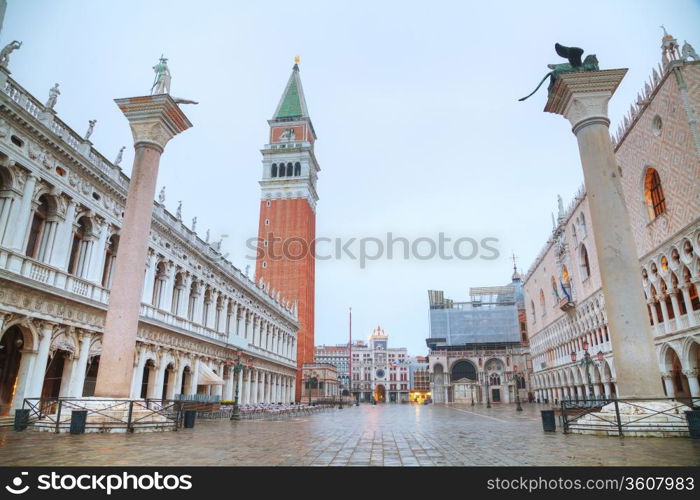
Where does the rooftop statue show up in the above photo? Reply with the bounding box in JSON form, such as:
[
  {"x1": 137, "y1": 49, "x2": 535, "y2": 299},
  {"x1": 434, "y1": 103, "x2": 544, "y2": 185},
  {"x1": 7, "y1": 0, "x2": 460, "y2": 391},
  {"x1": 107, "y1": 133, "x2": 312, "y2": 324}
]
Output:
[
  {"x1": 0, "y1": 40, "x2": 21, "y2": 70},
  {"x1": 151, "y1": 55, "x2": 171, "y2": 95},
  {"x1": 518, "y1": 43, "x2": 599, "y2": 102},
  {"x1": 45, "y1": 83, "x2": 60, "y2": 111}
]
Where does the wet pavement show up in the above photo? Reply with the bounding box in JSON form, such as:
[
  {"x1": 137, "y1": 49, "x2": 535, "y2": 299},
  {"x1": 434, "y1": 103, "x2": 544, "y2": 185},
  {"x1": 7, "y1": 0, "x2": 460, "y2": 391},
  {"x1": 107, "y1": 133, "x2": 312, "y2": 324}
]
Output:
[{"x1": 0, "y1": 403, "x2": 699, "y2": 466}]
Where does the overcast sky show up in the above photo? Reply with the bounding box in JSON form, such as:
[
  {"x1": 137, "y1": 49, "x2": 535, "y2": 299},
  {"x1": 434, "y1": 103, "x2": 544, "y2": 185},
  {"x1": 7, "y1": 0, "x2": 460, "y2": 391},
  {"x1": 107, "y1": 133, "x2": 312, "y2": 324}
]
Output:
[{"x1": 4, "y1": 0, "x2": 699, "y2": 355}]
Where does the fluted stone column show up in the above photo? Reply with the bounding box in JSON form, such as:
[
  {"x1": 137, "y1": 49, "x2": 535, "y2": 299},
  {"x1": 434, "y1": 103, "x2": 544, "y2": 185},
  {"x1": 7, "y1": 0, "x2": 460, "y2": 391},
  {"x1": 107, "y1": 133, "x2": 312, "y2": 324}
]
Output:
[
  {"x1": 545, "y1": 69, "x2": 664, "y2": 399},
  {"x1": 95, "y1": 95, "x2": 191, "y2": 398}
]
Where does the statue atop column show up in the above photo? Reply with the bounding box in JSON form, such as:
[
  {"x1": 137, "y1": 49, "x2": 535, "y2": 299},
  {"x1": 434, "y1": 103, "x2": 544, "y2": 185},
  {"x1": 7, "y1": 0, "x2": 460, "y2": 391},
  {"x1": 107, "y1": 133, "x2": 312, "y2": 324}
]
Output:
[
  {"x1": 0, "y1": 40, "x2": 21, "y2": 70},
  {"x1": 518, "y1": 43, "x2": 599, "y2": 101},
  {"x1": 151, "y1": 55, "x2": 171, "y2": 95},
  {"x1": 45, "y1": 83, "x2": 60, "y2": 111},
  {"x1": 158, "y1": 186, "x2": 166, "y2": 204}
]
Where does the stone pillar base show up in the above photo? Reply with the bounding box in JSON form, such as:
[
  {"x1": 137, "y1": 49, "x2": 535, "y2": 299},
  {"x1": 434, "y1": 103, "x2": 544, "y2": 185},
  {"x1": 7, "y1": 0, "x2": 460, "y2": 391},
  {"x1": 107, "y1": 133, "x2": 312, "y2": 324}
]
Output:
[
  {"x1": 567, "y1": 401, "x2": 692, "y2": 437},
  {"x1": 29, "y1": 397, "x2": 177, "y2": 434}
]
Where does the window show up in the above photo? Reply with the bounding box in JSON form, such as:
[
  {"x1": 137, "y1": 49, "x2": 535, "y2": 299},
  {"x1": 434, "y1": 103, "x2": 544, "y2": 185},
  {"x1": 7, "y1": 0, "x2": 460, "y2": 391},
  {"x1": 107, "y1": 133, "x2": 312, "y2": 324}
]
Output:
[
  {"x1": 530, "y1": 300, "x2": 536, "y2": 322},
  {"x1": 580, "y1": 244, "x2": 591, "y2": 280},
  {"x1": 643, "y1": 168, "x2": 666, "y2": 220},
  {"x1": 539, "y1": 289, "x2": 545, "y2": 315},
  {"x1": 101, "y1": 234, "x2": 118, "y2": 287},
  {"x1": 68, "y1": 217, "x2": 91, "y2": 277},
  {"x1": 271, "y1": 163, "x2": 278, "y2": 177},
  {"x1": 25, "y1": 195, "x2": 49, "y2": 258},
  {"x1": 579, "y1": 213, "x2": 587, "y2": 237},
  {"x1": 294, "y1": 162, "x2": 301, "y2": 176},
  {"x1": 286, "y1": 163, "x2": 293, "y2": 176}
]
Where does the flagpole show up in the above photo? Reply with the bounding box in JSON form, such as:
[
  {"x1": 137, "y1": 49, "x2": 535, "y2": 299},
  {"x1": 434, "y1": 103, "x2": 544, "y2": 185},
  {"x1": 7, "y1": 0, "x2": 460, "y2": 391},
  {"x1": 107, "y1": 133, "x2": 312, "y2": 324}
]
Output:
[{"x1": 349, "y1": 306, "x2": 353, "y2": 404}]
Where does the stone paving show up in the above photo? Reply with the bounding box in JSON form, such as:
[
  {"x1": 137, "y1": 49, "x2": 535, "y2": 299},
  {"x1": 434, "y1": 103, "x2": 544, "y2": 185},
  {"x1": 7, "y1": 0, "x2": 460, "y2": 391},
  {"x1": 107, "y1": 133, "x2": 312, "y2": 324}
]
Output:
[{"x1": 0, "y1": 403, "x2": 699, "y2": 466}]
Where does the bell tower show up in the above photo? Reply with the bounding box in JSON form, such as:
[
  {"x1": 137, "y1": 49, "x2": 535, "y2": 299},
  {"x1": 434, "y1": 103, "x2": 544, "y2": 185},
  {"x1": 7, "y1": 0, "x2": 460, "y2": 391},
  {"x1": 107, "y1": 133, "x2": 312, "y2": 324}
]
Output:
[{"x1": 256, "y1": 60, "x2": 319, "y2": 401}]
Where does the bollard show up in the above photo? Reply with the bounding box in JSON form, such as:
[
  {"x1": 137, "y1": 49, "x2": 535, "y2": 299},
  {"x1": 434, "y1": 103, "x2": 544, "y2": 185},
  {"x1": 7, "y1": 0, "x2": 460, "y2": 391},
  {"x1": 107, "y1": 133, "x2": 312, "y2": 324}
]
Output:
[
  {"x1": 70, "y1": 410, "x2": 88, "y2": 434},
  {"x1": 184, "y1": 410, "x2": 196, "y2": 429},
  {"x1": 13, "y1": 409, "x2": 30, "y2": 431},
  {"x1": 541, "y1": 409, "x2": 556, "y2": 432},
  {"x1": 685, "y1": 410, "x2": 700, "y2": 439}
]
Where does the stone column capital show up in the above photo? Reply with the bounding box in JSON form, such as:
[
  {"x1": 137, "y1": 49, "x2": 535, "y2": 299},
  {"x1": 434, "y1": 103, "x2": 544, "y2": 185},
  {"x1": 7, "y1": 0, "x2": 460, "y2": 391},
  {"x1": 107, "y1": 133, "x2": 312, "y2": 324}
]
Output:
[
  {"x1": 114, "y1": 95, "x2": 192, "y2": 152},
  {"x1": 545, "y1": 69, "x2": 627, "y2": 133},
  {"x1": 682, "y1": 368, "x2": 699, "y2": 378}
]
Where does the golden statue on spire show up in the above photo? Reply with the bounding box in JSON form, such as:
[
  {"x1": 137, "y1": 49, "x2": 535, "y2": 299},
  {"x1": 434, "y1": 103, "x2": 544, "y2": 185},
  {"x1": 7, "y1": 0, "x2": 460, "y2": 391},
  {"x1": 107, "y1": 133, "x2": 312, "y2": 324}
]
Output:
[{"x1": 294, "y1": 55, "x2": 300, "y2": 65}]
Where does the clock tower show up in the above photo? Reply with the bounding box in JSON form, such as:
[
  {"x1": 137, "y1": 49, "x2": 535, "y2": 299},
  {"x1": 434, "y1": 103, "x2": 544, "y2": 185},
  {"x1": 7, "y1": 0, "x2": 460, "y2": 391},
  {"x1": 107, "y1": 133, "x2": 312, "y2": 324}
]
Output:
[{"x1": 256, "y1": 61, "x2": 319, "y2": 401}]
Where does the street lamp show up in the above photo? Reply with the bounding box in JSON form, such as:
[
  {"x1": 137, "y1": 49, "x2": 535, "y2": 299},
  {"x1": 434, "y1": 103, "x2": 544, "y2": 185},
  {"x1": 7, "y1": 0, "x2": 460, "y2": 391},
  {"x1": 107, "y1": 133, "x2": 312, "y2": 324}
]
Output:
[
  {"x1": 229, "y1": 351, "x2": 253, "y2": 421},
  {"x1": 509, "y1": 367, "x2": 524, "y2": 412},
  {"x1": 485, "y1": 374, "x2": 491, "y2": 408},
  {"x1": 306, "y1": 371, "x2": 318, "y2": 405},
  {"x1": 571, "y1": 340, "x2": 604, "y2": 400}
]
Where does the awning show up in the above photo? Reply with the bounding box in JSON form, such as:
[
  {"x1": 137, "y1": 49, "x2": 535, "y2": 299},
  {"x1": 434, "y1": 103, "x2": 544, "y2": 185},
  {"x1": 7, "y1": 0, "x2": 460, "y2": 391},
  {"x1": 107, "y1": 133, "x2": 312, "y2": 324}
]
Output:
[{"x1": 197, "y1": 363, "x2": 225, "y2": 386}]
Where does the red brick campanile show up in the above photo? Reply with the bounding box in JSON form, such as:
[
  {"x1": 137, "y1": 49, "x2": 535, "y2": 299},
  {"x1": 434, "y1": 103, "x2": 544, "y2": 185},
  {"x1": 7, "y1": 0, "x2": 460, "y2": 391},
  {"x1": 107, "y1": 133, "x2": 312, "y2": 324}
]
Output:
[{"x1": 256, "y1": 61, "x2": 319, "y2": 401}]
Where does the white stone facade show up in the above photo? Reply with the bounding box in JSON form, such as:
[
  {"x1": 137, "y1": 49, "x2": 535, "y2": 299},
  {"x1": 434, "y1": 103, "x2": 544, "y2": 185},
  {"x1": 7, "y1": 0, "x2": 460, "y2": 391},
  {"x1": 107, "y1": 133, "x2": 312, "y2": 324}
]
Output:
[
  {"x1": 525, "y1": 39, "x2": 700, "y2": 404},
  {"x1": 0, "y1": 71, "x2": 299, "y2": 415}
]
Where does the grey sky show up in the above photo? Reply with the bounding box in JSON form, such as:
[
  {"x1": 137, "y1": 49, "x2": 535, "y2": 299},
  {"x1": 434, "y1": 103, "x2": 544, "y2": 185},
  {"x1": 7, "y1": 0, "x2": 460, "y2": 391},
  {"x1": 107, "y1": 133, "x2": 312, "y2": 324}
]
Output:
[{"x1": 4, "y1": 0, "x2": 699, "y2": 355}]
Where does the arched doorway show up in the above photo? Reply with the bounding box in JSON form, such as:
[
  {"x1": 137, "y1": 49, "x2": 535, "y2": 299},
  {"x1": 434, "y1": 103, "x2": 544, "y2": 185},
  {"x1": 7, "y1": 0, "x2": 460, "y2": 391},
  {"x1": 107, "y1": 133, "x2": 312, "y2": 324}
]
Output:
[
  {"x1": 662, "y1": 346, "x2": 689, "y2": 398},
  {"x1": 0, "y1": 327, "x2": 24, "y2": 415},
  {"x1": 374, "y1": 384, "x2": 386, "y2": 402},
  {"x1": 141, "y1": 359, "x2": 156, "y2": 399},
  {"x1": 162, "y1": 362, "x2": 175, "y2": 400},
  {"x1": 82, "y1": 355, "x2": 100, "y2": 397},
  {"x1": 41, "y1": 350, "x2": 72, "y2": 399},
  {"x1": 180, "y1": 366, "x2": 192, "y2": 396}
]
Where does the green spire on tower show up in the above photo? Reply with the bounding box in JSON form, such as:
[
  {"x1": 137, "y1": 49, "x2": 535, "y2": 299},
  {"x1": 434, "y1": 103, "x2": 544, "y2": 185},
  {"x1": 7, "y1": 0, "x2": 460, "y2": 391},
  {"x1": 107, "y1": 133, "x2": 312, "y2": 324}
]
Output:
[{"x1": 273, "y1": 57, "x2": 309, "y2": 120}]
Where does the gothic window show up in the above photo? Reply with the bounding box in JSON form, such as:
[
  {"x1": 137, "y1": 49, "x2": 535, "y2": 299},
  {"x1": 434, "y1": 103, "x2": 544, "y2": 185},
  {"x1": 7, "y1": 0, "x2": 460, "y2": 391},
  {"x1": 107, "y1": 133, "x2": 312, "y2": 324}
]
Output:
[
  {"x1": 294, "y1": 162, "x2": 301, "y2": 176},
  {"x1": 25, "y1": 195, "x2": 49, "y2": 259},
  {"x1": 530, "y1": 300, "x2": 536, "y2": 322},
  {"x1": 68, "y1": 216, "x2": 92, "y2": 277},
  {"x1": 539, "y1": 289, "x2": 545, "y2": 315},
  {"x1": 579, "y1": 212, "x2": 587, "y2": 237},
  {"x1": 571, "y1": 224, "x2": 578, "y2": 246},
  {"x1": 101, "y1": 234, "x2": 118, "y2": 288},
  {"x1": 580, "y1": 244, "x2": 591, "y2": 280},
  {"x1": 278, "y1": 164, "x2": 285, "y2": 177},
  {"x1": 286, "y1": 163, "x2": 293, "y2": 176},
  {"x1": 489, "y1": 373, "x2": 500, "y2": 386},
  {"x1": 271, "y1": 163, "x2": 278, "y2": 178},
  {"x1": 643, "y1": 167, "x2": 666, "y2": 220}
]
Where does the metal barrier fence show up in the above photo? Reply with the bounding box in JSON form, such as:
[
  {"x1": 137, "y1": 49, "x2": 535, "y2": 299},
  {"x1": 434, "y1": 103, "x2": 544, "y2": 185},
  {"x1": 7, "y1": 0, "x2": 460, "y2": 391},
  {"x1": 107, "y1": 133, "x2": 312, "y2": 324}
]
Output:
[
  {"x1": 560, "y1": 397, "x2": 699, "y2": 437},
  {"x1": 23, "y1": 398, "x2": 181, "y2": 433}
]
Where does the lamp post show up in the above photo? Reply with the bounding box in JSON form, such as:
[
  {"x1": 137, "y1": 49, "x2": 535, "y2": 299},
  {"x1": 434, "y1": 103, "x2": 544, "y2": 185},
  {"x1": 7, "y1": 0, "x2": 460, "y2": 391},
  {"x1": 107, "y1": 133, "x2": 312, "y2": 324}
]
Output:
[
  {"x1": 470, "y1": 385, "x2": 475, "y2": 407},
  {"x1": 485, "y1": 373, "x2": 491, "y2": 408},
  {"x1": 510, "y1": 367, "x2": 524, "y2": 412},
  {"x1": 571, "y1": 340, "x2": 604, "y2": 400},
  {"x1": 306, "y1": 371, "x2": 318, "y2": 405},
  {"x1": 230, "y1": 351, "x2": 253, "y2": 421}
]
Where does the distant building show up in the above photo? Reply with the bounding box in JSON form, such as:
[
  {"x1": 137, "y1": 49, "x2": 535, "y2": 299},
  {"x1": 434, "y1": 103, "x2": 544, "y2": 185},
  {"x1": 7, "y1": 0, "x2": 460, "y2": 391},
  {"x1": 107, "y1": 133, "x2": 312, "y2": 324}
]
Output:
[
  {"x1": 408, "y1": 355, "x2": 430, "y2": 403},
  {"x1": 301, "y1": 363, "x2": 338, "y2": 403},
  {"x1": 314, "y1": 344, "x2": 350, "y2": 393},
  {"x1": 427, "y1": 269, "x2": 532, "y2": 404},
  {"x1": 350, "y1": 326, "x2": 409, "y2": 403}
]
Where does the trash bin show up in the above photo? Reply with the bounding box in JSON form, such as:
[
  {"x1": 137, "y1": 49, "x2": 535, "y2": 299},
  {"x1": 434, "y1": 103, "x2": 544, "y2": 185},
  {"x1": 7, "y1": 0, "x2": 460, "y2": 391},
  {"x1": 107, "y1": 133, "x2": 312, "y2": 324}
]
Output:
[
  {"x1": 70, "y1": 410, "x2": 88, "y2": 434},
  {"x1": 541, "y1": 409, "x2": 556, "y2": 432},
  {"x1": 685, "y1": 410, "x2": 700, "y2": 439},
  {"x1": 184, "y1": 410, "x2": 196, "y2": 429},
  {"x1": 13, "y1": 409, "x2": 30, "y2": 431}
]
